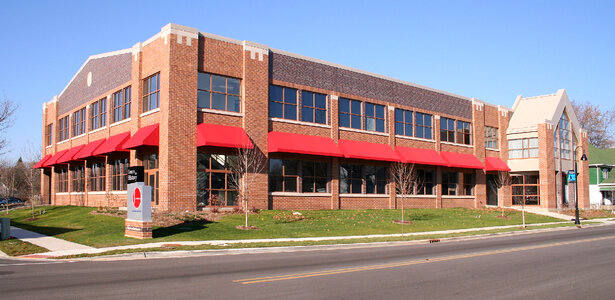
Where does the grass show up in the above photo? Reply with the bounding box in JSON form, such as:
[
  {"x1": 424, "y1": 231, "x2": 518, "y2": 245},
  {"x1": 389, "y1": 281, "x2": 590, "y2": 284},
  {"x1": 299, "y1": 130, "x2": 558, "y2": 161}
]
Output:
[
  {"x1": 0, "y1": 238, "x2": 49, "y2": 256},
  {"x1": 6, "y1": 206, "x2": 562, "y2": 248},
  {"x1": 56, "y1": 222, "x2": 587, "y2": 259}
]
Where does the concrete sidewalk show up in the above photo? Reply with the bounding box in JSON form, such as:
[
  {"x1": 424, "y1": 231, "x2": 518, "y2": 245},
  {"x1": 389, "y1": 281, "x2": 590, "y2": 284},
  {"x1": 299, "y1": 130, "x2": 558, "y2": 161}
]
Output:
[
  {"x1": 10, "y1": 226, "x2": 94, "y2": 252},
  {"x1": 509, "y1": 206, "x2": 574, "y2": 220}
]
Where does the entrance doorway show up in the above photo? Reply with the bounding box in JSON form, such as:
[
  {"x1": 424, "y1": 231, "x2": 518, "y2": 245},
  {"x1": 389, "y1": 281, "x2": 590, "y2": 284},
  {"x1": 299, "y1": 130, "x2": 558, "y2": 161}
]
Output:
[{"x1": 486, "y1": 174, "x2": 498, "y2": 206}]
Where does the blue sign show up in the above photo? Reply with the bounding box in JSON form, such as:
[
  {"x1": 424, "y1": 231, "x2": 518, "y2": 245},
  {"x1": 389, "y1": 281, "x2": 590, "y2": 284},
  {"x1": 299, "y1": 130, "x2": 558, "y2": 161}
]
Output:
[{"x1": 567, "y1": 170, "x2": 577, "y2": 183}]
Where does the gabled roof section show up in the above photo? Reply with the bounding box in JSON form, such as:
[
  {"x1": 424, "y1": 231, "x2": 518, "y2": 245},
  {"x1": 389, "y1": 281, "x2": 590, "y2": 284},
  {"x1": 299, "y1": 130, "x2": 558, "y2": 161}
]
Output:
[
  {"x1": 508, "y1": 89, "x2": 582, "y2": 138},
  {"x1": 57, "y1": 48, "x2": 132, "y2": 115}
]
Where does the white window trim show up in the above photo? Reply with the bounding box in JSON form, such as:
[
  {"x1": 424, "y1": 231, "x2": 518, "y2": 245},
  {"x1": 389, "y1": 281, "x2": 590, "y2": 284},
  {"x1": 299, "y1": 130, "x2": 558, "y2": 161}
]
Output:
[
  {"x1": 56, "y1": 192, "x2": 69, "y2": 195},
  {"x1": 69, "y1": 192, "x2": 85, "y2": 195},
  {"x1": 441, "y1": 141, "x2": 473, "y2": 148},
  {"x1": 57, "y1": 140, "x2": 69, "y2": 145},
  {"x1": 269, "y1": 117, "x2": 331, "y2": 129},
  {"x1": 339, "y1": 194, "x2": 390, "y2": 198},
  {"x1": 110, "y1": 118, "x2": 131, "y2": 127},
  {"x1": 441, "y1": 195, "x2": 475, "y2": 199},
  {"x1": 269, "y1": 192, "x2": 332, "y2": 197},
  {"x1": 395, "y1": 134, "x2": 436, "y2": 143},
  {"x1": 199, "y1": 108, "x2": 243, "y2": 117},
  {"x1": 87, "y1": 191, "x2": 107, "y2": 195},
  {"x1": 485, "y1": 147, "x2": 500, "y2": 152},
  {"x1": 140, "y1": 108, "x2": 160, "y2": 117},
  {"x1": 89, "y1": 126, "x2": 107, "y2": 134},
  {"x1": 45, "y1": 145, "x2": 52, "y2": 149},
  {"x1": 110, "y1": 191, "x2": 126, "y2": 194},
  {"x1": 71, "y1": 133, "x2": 86, "y2": 140},
  {"x1": 340, "y1": 127, "x2": 388, "y2": 137},
  {"x1": 396, "y1": 194, "x2": 437, "y2": 198}
]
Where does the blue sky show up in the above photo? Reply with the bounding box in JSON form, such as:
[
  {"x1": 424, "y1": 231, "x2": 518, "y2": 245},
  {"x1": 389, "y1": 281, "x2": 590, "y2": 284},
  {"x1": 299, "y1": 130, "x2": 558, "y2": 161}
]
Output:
[{"x1": 1, "y1": 0, "x2": 613, "y2": 161}]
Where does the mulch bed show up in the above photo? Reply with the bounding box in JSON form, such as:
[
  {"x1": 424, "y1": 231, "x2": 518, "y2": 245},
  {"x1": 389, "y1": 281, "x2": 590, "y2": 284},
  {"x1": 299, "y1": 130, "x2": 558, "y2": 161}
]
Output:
[{"x1": 393, "y1": 220, "x2": 413, "y2": 225}]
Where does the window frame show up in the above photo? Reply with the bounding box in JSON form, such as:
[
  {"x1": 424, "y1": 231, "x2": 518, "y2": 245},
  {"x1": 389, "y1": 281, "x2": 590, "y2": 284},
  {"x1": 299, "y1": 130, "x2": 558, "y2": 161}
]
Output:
[
  {"x1": 485, "y1": 126, "x2": 499, "y2": 149},
  {"x1": 340, "y1": 164, "x2": 387, "y2": 195},
  {"x1": 300, "y1": 90, "x2": 327, "y2": 124},
  {"x1": 268, "y1": 85, "x2": 298, "y2": 120},
  {"x1": 415, "y1": 112, "x2": 433, "y2": 139},
  {"x1": 508, "y1": 138, "x2": 539, "y2": 159},
  {"x1": 338, "y1": 98, "x2": 363, "y2": 130},
  {"x1": 364, "y1": 102, "x2": 386, "y2": 133},
  {"x1": 112, "y1": 86, "x2": 131, "y2": 123},
  {"x1": 88, "y1": 161, "x2": 106, "y2": 192},
  {"x1": 56, "y1": 167, "x2": 68, "y2": 192},
  {"x1": 456, "y1": 120, "x2": 472, "y2": 145},
  {"x1": 90, "y1": 97, "x2": 107, "y2": 131},
  {"x1": 72, "y1": 107, "x2": 86, "y2": 137},
  {"x1": 512, "y1": 174, "x2": 540, "y2": 205},
  {"x1": 45, "y1": 123, "x2": 53, "y2": 146},
  {"x1": 197, "y1": 153, "x2": 240, "y2": 207},
  {"x1": 440, "y1": 117, "x2": 456, "y2": 143},
  {"x1": 395, "y1": 108, "x2": 413, "y2": 137},
  {"x1": 462, "y1": 173, "x2": 475, "y2": 196},
  {"x1": 197, "y1": 73, "x2": 241, "y2": 113},
  {"x1": 441, "y1": 171, "x2": 458, "y2": 196},
  {"x1": 143, "y1": 153, "x2": 159, "y2": 205},
  {"x1": 142, "y1": 73, "x2": 160, "y2": 112},
  {"x1": 414, "y1": 169, "x2": 435, "y2": 195},
  {"x1": 111, "y1": 157, "x2": 129, "y2": 191},
  {"x1": 71, "y1": 164, "x2": 85, "y2": 193}
]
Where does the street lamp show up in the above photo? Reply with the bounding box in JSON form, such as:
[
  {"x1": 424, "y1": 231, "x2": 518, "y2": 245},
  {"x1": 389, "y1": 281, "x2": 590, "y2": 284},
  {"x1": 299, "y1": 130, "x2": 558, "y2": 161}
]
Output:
[{"x1": 573, "y1": 145, "x2": 588, "y2": 225}]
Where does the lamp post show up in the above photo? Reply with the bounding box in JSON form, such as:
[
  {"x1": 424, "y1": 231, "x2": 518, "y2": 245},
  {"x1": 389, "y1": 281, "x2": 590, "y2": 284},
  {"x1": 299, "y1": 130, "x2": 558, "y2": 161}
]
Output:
[{"x1": 573, "y1": 146, "x2": 588, "y2": 225}]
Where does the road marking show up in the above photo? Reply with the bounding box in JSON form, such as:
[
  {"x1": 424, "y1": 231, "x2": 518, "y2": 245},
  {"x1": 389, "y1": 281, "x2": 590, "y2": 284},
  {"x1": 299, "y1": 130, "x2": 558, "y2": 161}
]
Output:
[
  {"x1": 235, "y1": 235, "x2": 615, "y2": 284},
  {"x1": 0, "y1": 261, "x2": 73, "y2": 267}
]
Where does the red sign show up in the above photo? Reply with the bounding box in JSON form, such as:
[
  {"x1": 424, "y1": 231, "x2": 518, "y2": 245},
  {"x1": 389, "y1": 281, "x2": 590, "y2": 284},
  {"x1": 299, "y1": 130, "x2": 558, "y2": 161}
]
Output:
[{"x1": 133, "y1": 187, "x2": 142, "y2": 208}]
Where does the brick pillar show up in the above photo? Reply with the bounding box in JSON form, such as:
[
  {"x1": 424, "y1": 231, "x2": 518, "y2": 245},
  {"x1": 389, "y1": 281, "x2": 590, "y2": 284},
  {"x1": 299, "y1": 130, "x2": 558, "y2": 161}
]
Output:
[
  {"x1": 129, "y1": 42, "x2": 143, "y2": 169},
  {"x1": 472, "y1": 99, "x2": 486, "y2": 208},
  {"x1": 578, "y1": 130, "x2": 590, "y2": 208},
  {"x1": 497, "y1": 106, "x2": 512, "y2": 207},
  {"x1": 242, "y1": 41, "x2": 270, "y2": 210},
  {"x1": 538, "y1": 123, "x2": 556, "y2": 210},
  {"x1": 329, "y1": 95, "x2": 340, "y2": 209},
  {"x1": 388, "y1": 106, "x2": 396, "y2": 208},
  {"x1": 434, "y1": 115, "x2": 442, "y2": 208}
]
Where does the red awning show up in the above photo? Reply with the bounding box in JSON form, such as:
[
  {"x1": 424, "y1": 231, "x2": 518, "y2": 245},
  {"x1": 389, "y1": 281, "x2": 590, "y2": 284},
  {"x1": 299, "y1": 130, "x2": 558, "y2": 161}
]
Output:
[
  {"x1": 395, "y1": 146, "x2": 447, "y2": 166},
  {"x1": 93, "y1": 132, "x2": 131, "y2": 155},
  {"x1": 440, "y1": 151, "x2": 484, "y2": 169},
  {"x1": 57, "y1": 144, "x2": 86, "y2": 164},
  {"x1": 197, "y1": 123, "x2": 253, "y2": 149},
  {"x1": 338, "y1": 139, "x2": 400, "y2": 162},
  {"x1": 74, "y1": 138, "x2": 106, "y2": 160},
  {"x1": 123, "y1": 124, "x2": 159, "y2": 149},
  {"x1": 485, "y1": 157, "x2": 511, "y2": 172},
  {"x1": 44, "y1": 149, "x2": 69, "y2": 166},
  {"x1": 33, "y1": 154, "x2": 52, "y2": 169},
  {"x1": 268, "y1": 131, "x2": 342, "y2": 157}
]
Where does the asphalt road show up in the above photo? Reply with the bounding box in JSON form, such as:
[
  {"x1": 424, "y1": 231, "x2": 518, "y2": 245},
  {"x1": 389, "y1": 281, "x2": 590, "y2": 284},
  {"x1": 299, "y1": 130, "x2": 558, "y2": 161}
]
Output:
[{"x1": 1, "y1": 225, "x2": 615, "y2": 299}]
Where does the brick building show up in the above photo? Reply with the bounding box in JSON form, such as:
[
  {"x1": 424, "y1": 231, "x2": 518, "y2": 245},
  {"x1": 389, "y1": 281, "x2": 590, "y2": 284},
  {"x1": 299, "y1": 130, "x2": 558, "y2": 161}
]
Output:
[{"x1": 34, "y1": 23, "x2": 589, "y2": 212}]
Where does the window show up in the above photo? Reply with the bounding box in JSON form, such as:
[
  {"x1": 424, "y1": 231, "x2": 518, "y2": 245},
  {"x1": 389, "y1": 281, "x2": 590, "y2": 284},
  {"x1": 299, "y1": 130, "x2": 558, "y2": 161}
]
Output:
[
  {"x1": 45, "y1": 123, "x2": 53, "y2": 146},
  {"x1": 112, "y1": 86, "x2": 131, "y2": 123},
  {"x1": 197, "y1": 153, "x2": 239, "y2": 207},
  {"x1": 442, "y1": 172, "x2": 458, "y2": 196},
  {"x1": 415, "y1": 112, "x2": 433, "y2": 139},
  {"x1": 58, "y1": 116, "x2": 69, "y2": 142},
  {"x1": 269, "y1": 85, "x2": 297, "y2": 120},
  {"x1": 559, "y1": 114, "x2": 571, "y2": 159},
  {"x1": 456, "y1": 120, "x2": 472, "y2": 145},
  {"x1": 301, "y1": 161, "x2": 328, "y2": 193},
  {"x1": 143, "y1": 73, "x2": 160, "y2": 112},
  {"x1": 462, "y1": 173, "x2": 475, "y2": 196},
  {"x1": 197, "y1": 73, "x2": 241, "y2": 112},
  {"x1": 301, "y1": 91, "x2": 327, "y2": 124},
  {"x1": 72, "y1": 107, "x2": 86, "y2": 137},
  {"x1": 339, "y1": 98, "x2": 362, "y2": 129},
  {"x1": 88, "y1": 161, "x2": 105, "y2": 192},
  {"x1": 143, "y1": 153, "x2": 159, "y2": 205},
  {"x1": 364, "y1": 103, "x2": 385, "y2": 132},
  {"x1": 512, "y1": 174, "x2": 540, "y2": 205},
  {"x1": 485, "y1": 127, "x2": 498, "y2": 149},
  {"x1": 56, "y1": 168, "x2": 68, "y2": 192},
  {"x1": 111, "y1": 158, "x2": 129, "y2": 191},
  {"x1": 415, "y1": 169, "x2": 435, "y2": 195},
  {"x1": 269, "y1": 159, "x2": 299, "y2": 192},
  {"x1": 602, "y1": 168, "x2": 609, "y2": 180},
  {"x1": 90, "y1": 98, "x2": 107, "y2": 130},
  {"x1": 508, "y1": 138, "x2": 539, "y2": 159},
  {"x1": 340, "y1": 164, "x2": 387, "y2": 194},
  {"x1": 554, "y1": 130, "x2": 558, "y2": 158},
  {"x1": 395, "y1": 108, "x2": 413, "y2": 137},
  {"x1": 71, "y1": 165, "x2": 85, "y2": 192},
  {"x1": 440, "y1": 117, "x2": 455, "y2": 143}
]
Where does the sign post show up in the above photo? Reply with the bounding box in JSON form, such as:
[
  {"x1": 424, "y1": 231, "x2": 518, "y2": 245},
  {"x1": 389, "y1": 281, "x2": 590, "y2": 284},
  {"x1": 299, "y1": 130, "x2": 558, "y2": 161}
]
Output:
[{"x1": 125, "y1": 166, "x2": 153, "y2": 239}]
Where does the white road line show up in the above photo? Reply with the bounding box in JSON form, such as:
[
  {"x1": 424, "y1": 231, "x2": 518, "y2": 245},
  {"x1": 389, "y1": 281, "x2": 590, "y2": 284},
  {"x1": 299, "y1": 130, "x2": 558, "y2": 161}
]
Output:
[{"x1": 0, "y1": 261, "x2": 74, "y2": 267}]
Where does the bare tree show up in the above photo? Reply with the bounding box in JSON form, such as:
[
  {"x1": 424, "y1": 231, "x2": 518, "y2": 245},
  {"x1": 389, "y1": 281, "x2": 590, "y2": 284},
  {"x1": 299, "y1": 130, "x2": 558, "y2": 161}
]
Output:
[
  {"x1": 229, "y1": 145, "x2": 266, "y2": 229},
  {"x1": 489, "y1": 171, "x2": 511, "y2": 216},
  {"x1": 0, "y1": 160, "x2": 18, "y2": 214},
  {"x1": 0, "y1": 96, "x2": 18, "y2": 155},
  {"x1": 571, "y1": 100, "x2": 615, "y2": 148},
  {"x1": 391, "y1": 162, "x2": 418, "y2": 233}
]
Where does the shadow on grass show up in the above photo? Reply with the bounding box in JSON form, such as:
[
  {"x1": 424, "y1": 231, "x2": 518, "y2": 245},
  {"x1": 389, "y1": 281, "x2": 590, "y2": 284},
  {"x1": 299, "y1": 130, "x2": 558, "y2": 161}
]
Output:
[
  {"x1": 10, "y1": 221, "x2": 80, "y2": 236},
  {"x1": 153, "y1": 220, "x2": 214, "y2": 238},
  {"x1": 408, "y1": 213, "x2": 431, "y2": 221}
]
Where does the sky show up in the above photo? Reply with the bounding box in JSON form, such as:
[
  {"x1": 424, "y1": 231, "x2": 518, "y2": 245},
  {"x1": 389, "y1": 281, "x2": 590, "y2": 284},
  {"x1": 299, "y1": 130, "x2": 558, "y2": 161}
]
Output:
[{"x1": 1, "y1": 0, "x2": 613, "y2": 162}]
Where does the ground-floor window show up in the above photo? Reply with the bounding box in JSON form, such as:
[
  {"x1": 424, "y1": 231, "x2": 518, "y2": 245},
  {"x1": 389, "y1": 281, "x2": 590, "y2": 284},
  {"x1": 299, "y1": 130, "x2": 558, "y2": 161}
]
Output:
[
  {"x1": 56, "y1": 168, "x2": 68, "y2": 193},
  {"x1": 442, "y1": 172, "x2": 458, "y2": 195},
  {"x1": 462, "y1": 173, "x2": 475, "y2": 196},
  {"x1": 197, "y1": 153, "x2": 239, "y2": 207},
  {"x1": 71, "y1": 164, "x2": 85, "y2": 192},
  {"x1": 415, "y1": 169, "x2": 435, "y2": 195},
  {"x1": 143, "y1": 153, "x2": 159, "y2": 205},
  {"x1": 269, "y1": 159, "x2": 329, "y2": 193},
  {"x1": 111, "y1": 157, "x2": 129, "y2": 191},
  {"x1": 88, "y1": 161, "x2": 105, "y2": 192},
  {"x1": 340, "y1": 164, "x2": 387, "y2": 194},
  {"x1": 512, "y1": 174, "x2": 540, "y2": 205}
]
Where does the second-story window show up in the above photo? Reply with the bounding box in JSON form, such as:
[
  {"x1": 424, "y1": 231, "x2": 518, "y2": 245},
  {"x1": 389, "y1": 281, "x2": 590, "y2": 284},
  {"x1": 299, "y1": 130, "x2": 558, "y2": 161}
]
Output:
[
  {"x1": 395, "y1": 108, "x2": 413, "y2": 137},
  {"x1": 198, "y1": 73, "x2": 241, "y2": 112},
  {"x1": 72, "y1": 107, "x2": 86, "y2": 137},
  {"x1": 269, "y1": 85, "x2": 297, "y2": 120},
  {"x1": 301, "y1": 91, "x2": 327, "y2": 124},
  {"x1": 113, "y1": 86, "x2": 131, "y2": 123},
  {"x1": 90, "y1": 98, "x2": 107, "y2": 131},
  {"x1": 45, "y1": 123, "x2": 53, "y2": 146},
  {"x1": 364, "y1": 103, "x2": 385, "y2": 132},
  {"x1": 339, "y1": 98, "x2": 362, "y2": 129},
  {"x1": 509, "y1": 138, "x2": 538, "y2": 159},
  {"x1": 440, "y1": 117, "x2": 455, "y2": 143},
  {"x1": 415, "y1": 112, "x2": 433, "y2": 139},
  {"x1": 485, "y1": 126, "x2": 498, "y2": 149},
  {"x1": 456, "y1": 120, "x2": 472, "y2": 145},
  {"x1": 143, "y1": 73, "x2": 160, "y2": 112},
  {"x1": 58, "y1": 116, "x2": 69, "y2": 142}
]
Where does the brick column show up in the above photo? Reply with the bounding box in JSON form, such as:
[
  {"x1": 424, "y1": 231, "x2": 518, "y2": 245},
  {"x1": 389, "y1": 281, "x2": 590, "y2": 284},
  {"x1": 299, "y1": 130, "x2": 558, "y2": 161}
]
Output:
[
  {"x1": 129, "y1": 42, "x2": 143, "y2": 169},
  {"x1": 472, "y1": 99, "x2": 487, "y2": 208},
  {"x1": 578, "y1": 130, "x2": 590, "y2": 208},
  {"x1": 329, "y1": 95, "x2": 340, "y2": 209},
  {"x1": 497, "y1": 106, "x2": 512, "y2": 207},
  {"x1": 538, "y1": 123, "x2": 556, "y2": 210},
  {"x1": 434, "y1": 115, "x2": 442, "y2": 208}
]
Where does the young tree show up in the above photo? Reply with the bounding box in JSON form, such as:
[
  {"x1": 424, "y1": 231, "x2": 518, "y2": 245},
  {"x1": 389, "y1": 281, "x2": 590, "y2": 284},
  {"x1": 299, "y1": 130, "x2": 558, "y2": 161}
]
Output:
[
  {"x1": 489, "y1": 171, "x2": 511, "y2": 216},
  {"x1": 391, "y1": 162, "x2": 418, "y2": 233},
  {"x1": 228, "y1": 145, "x2": 266, "y2": 229},
  {"x1": 0, "y1": 96, "x2": 18, "y2": 155},
  {"x1": 571, "y1": 100, "x2": 615, "y2": 148}
]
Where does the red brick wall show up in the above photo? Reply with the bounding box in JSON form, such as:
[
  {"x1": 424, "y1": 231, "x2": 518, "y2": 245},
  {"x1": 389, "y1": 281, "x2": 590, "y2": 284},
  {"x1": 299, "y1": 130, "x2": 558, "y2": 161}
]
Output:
[{"x1": 538, "y1": 123, "x2": 557, "y2": 209}]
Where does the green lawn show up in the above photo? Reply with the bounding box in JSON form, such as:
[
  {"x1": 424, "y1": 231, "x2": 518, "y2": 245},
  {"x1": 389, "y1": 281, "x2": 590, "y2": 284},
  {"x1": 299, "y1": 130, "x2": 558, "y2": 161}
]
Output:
[
  {"x1": 0, "y1": 238, "x2": 48, "y2": 256},
  {"x1": 6, "y1": 206, "x2": 561, "y2": 248}
]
